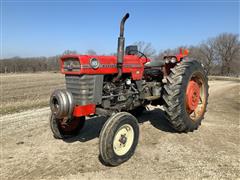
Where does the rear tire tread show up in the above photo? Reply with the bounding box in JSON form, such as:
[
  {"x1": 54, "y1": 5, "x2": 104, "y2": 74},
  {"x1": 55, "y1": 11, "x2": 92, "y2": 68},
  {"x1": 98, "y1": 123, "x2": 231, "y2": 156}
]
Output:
[{"x1": 163, "y1": 60, "x2": 209, "y2": 132}]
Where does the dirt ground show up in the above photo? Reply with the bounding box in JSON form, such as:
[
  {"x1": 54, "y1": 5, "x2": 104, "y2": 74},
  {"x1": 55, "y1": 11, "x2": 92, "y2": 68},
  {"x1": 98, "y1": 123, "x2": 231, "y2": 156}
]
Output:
[{"x1": 0, "y1": 80, "x2": 239, "y2": 180}]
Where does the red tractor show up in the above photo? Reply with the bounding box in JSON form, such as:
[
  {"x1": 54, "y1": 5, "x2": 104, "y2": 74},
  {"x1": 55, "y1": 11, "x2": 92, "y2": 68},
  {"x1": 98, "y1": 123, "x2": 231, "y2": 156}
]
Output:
[{"x1": 49, "y1": 13, "x2": 209, "y2": 166}]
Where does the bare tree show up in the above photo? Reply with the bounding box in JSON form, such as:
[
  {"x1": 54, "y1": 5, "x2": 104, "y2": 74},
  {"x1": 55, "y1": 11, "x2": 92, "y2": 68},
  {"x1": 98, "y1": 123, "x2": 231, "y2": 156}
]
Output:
[
  {"x1": 214, "y1": 33, "x2": 240, "y2": 75},
  {"x1": 188, "y1": 39, "x2": 216, "y2": 75},
  {"x1": 133, "y1": 41, "x2": 156, "y2": 57},
  {"x1": 62, "y1": 50, "x2": 78, "y2": 55},
  {"x1": 1, "y1": 33, "x2": 239, "y2": 76},
  {"x1": 0, "y1": 56, "x2": 61, "y2": 73},
  {"x1": 199, "y1": 40, "x2": 216, "y2": 75},
  {"x1": 86, "y1": 49, "x2": 97, "y2": 55}
]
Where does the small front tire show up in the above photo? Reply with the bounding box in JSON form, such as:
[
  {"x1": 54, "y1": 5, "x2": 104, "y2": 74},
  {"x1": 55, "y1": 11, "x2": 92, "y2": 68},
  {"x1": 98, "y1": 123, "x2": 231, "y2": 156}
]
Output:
[{"x1": 99, "y1": 112, "x2": 139, "y2": 166}]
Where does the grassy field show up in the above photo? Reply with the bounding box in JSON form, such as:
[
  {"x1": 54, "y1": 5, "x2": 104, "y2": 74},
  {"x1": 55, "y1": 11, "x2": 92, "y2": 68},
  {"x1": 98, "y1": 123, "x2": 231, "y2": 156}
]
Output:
[{"x1": 1, "y1": 72, "x2": 64, "y2": 115}]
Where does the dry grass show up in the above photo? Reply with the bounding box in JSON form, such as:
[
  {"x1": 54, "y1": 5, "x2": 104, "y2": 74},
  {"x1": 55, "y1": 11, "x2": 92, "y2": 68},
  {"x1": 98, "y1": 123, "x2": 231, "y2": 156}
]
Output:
[
  {"x1": 1, "y1": 72, "x2": 65, "y2": 115},
  {"x1": 208, "y1": 75, "x2": 240, "y2": 82},
  {"x1": 1, "y1": 73, "x2": 238, "y2": 115}
]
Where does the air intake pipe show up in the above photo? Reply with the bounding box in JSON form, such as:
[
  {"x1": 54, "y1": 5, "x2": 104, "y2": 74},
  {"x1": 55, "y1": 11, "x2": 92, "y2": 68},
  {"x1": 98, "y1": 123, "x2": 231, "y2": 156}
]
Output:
[{"x1": 114, "y1": 13, "x2": 130, "y2": 81}]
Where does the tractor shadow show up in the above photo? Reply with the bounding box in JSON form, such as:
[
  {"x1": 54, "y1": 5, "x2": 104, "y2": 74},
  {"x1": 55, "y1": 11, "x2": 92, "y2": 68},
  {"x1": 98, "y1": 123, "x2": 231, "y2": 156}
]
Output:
[
  {"x1": 138, "y1": 108, "x2": 176, "y2": 133},
  {"x1": 63, "y1": 116, "x2": 107, "y2": 143},
  {"x1": 64, "y1": 107, "x2": 176, "y2": 143}
]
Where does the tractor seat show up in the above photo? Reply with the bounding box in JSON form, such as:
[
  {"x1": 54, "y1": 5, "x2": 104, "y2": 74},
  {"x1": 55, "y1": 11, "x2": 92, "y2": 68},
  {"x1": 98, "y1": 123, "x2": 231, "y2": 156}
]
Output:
[{"x1": 144, "y1": 60, "x2": 165, "y2": 68}]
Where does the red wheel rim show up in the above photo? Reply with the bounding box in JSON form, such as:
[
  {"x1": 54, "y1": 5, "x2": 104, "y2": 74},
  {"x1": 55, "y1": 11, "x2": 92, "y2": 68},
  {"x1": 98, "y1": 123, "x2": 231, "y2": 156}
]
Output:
[
  {"x1": 186, "y1": 80, "x2": 200, "y2": 111},
  {"x1": 185, "y1": 73, "x2": 206, "y2": 121}
]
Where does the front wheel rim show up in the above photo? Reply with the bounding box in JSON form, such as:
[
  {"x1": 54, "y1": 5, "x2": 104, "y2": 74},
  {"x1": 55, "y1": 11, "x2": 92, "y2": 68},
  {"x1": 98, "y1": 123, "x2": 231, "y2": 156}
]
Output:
[{"x1": 113, "y1": 124, "x2": 134, "y2": 156}]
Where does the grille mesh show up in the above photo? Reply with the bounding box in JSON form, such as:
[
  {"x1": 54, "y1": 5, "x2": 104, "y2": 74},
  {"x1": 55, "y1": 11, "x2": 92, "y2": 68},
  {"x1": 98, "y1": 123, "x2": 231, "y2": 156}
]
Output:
[{"x1": 65, "y1": 75, "x2": 95, "y2": 105}]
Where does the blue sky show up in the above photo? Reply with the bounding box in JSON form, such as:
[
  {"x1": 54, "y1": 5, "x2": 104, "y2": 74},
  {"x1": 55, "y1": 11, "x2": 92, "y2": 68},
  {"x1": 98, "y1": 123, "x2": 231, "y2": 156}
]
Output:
[{"x1": 1, "y1": 0, "x2": 239, "y2": 58}]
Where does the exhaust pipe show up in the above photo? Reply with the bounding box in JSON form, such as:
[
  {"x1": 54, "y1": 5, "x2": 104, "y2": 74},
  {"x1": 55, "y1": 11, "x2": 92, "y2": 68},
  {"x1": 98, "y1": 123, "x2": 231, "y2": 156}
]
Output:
[{"x1": 114, "y1": 13, "x2": 130, "y2": 81}]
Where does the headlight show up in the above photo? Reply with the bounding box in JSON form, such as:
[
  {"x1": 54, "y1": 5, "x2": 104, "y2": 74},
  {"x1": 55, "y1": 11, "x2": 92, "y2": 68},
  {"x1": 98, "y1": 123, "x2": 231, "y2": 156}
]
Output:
[
  {"x1": 90, "y1": 58, "x2": 100, "y2": 69},
  {"x1": 164, "y1": 56, "x2": 177, "y2": 64},
  {"x1": 63, "y1": 58, "x2": 80, "y2": 71}
]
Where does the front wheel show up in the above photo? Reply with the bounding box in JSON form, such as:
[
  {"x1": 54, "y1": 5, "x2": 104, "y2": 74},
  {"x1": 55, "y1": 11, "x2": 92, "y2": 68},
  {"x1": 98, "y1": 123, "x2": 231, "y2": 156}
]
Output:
[
  {"x1": 50, "y1": 113, "x2": 85, "y2": 139},
  {"x1": 99, "y1": 112, "x2": 139, "y2": 166},
  {"x1": 162, "y1": 60, "x2": 209, "y2": 132}
]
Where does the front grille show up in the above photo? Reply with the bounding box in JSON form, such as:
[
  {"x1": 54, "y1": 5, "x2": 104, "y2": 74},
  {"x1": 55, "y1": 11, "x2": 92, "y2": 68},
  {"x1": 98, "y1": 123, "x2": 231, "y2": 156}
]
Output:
[
  {"x1": 63, "y1": 58, "x2": 81, "y2": 72},
  {"x1": 65, "y1": 75, "x2": 103, "y2": 105}
]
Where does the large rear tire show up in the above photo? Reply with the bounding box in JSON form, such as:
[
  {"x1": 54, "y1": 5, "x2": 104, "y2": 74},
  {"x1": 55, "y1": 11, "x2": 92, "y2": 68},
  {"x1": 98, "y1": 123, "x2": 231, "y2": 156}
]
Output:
[
  {"x1": 50, "y1": 113, "x2": 85, "y2": 139},
  {"x1": 99, "y1": 112, "x2": 139, "y2": 166},
  {"x1": 162, "y1": 60, "x2": 209, "y2": 132}
]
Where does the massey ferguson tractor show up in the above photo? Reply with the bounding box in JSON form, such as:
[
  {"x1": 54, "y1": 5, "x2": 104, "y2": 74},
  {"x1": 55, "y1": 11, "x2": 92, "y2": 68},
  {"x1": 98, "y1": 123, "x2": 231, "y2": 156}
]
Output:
[{"x1": 49, "y1": 13, "x2": 209, "y2": 166}]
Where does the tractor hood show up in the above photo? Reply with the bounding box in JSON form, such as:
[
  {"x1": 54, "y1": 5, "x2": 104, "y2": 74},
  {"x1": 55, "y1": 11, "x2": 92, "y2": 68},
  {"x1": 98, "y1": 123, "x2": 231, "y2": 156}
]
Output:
[
  {"x1": 60, "y1": 54, "x2": 149, "y2": 80},
  {"x1": 61, "y1": 54, "x2": 118, "y2": 75}
]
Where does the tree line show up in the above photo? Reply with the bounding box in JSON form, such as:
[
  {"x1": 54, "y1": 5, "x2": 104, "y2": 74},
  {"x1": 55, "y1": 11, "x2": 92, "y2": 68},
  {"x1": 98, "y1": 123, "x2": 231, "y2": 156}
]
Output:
[
  {"x1": 0, "y1": 49, "x2": 97, "y2": 73},
  {"x1": 0, "y1": 33, "x2": 239, "y2": 76},
  {"x1": 156, "y1": 33, "x2": 240, "y2": 76},
  {"x1": 0, "y1": 56, "x2": 60, "y2": 73}
]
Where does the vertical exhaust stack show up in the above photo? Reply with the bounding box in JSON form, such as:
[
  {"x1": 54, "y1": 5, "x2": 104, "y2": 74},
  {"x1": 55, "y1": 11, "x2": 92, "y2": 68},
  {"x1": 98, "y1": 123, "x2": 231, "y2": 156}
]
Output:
[{"x1": 115, "y1": 13, "x2": 130, "y2": 81}]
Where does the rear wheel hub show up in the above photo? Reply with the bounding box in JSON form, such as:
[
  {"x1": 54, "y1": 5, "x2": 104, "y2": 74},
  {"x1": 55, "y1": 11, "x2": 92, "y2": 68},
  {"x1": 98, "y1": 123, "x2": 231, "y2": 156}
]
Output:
[{"x1": 186, "y1": 80, "x2": 200, "y2": 111}]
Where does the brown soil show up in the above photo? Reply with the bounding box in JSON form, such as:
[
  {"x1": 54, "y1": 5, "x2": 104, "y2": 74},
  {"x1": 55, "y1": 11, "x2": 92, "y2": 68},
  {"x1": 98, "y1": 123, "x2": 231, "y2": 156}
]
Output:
[{"x1": 1, "y1": 80, "x2": 239, "y2": 180}]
